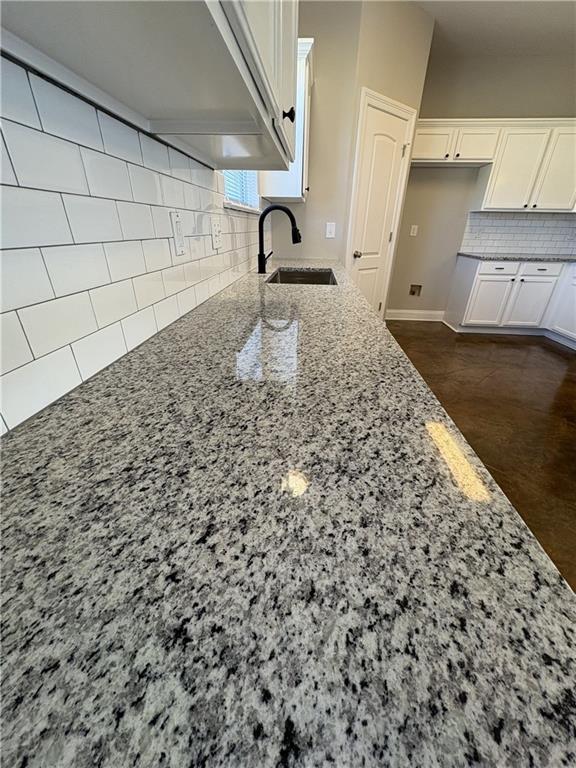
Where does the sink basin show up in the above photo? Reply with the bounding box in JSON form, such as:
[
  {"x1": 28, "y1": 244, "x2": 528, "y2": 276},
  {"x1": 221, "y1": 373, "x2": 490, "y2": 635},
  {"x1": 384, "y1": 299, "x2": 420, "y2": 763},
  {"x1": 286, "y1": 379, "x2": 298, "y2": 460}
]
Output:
[{"x1": 266, "y1": 267, "x2": 337, "y2": 285}]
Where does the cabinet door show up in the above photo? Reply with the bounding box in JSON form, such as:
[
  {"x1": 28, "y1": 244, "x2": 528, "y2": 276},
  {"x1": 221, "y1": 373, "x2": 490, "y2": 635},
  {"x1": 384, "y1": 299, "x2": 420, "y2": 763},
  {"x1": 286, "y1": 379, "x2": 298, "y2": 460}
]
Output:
[
  {"x1": 276, "y1": 0, "x2": 298, "y2": 158},
  {"x1": 453, "y1": 128, "x2": 500, "y2": 161},
  {"x1": 549, "y1": 266, "x2": 576, "y2": 340},
  {"x1": 412, "y1": 128, "x2": 456, "y2": 160},
  {"x1": 501, "y1": 276, "x2": 557, "y2": 327},
  {"x1": 530, "y1": 129, "x2": 576, "y2": 211},
  {"x1": 483, "y1": 129, "x2": 551, "y2": 209},
  {"x1": 241, "y1": 0, "x2": 280, "y2": 109},
  {"x1": 463, "y1": 276, "x2": 514, "y2": 326}
]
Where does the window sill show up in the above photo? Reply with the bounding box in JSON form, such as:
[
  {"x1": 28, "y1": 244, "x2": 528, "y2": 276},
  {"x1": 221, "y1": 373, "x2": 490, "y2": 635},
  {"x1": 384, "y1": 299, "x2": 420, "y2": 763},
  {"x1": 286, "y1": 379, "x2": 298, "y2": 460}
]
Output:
[{"x1": 223, "y1": 200, "x2": 262, "y2": 215}]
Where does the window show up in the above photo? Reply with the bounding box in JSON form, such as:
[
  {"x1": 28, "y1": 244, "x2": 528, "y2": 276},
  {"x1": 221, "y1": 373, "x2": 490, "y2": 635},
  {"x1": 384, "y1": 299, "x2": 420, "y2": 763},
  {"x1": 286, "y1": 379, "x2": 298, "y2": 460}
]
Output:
[{"x1": 223, "y1": 170, "x2": 260, "y2": 210}]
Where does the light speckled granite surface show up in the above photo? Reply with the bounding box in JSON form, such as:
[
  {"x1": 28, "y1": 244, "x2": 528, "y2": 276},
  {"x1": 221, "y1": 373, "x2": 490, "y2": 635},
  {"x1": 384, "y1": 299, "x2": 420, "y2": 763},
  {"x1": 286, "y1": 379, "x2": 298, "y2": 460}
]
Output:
[
  {"x1": 1, "y1": 260, "x2": 575, "y2": 767},
  {"x1": 458, "y1": 251, "x2": 575, "y2": 263}
]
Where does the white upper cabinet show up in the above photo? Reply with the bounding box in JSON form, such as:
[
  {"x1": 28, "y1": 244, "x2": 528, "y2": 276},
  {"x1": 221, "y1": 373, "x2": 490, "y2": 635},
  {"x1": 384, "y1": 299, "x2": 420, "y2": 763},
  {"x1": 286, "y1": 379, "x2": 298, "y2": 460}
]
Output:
[
  {"x1": 260, "y1": 39, "x2": 314, "y2": 203},
  {"x1": 1, "y1": 1, "x2": 299, "y2": 170},
  {"x1": 483, "y1": 129, "x2": 551, "y2": 209},
  {"x1": 452, "y1": 128, "x2": 500, "y2": 161},
  {"x1": 412, "y1": 128, "x2": 456, "y2": 161},
  {"x1": 530, "y1": 128, "x2": 576, "y2": 211}
]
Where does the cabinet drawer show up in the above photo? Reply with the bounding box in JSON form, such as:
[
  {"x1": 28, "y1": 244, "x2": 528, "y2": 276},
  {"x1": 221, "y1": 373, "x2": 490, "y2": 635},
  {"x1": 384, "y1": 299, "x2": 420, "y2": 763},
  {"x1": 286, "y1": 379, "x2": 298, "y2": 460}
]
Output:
[
  {"x1": 478, "y1": 260, "x2": 520, "y2": 275},
  {"x1": 521, "y1": 261, "x2": 563, "y2": 276}
]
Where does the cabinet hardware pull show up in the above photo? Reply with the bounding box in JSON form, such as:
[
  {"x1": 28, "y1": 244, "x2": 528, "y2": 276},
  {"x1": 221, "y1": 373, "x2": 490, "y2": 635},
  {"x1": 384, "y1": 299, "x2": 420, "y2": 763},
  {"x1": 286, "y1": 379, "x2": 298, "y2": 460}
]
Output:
[
  {"x1": 282, "y1": 106, "x2": 296, "y2": 123},
  {"x1": 455, "y1": 153, "x2": 460, "y2": 158},
  {"x1": 532, "y1": 204, "x2": 537, "y2": 208},
  {"x1": 353, "y1": 250, "x2": 362, "y2": 259},
  {"x1": 495, "y1": 267, "x2": 504, "y2": 270},
  {"x1": 305, "y1": 187, "x2": 310, "y2": 192},
  {"x1": 520, "y1": 278, "x2": 524, "y2": 282},
  {"x1": 537, "y1": 268, "x2": 546, "y2": 271},
  {"x1": 523, "y1": 204, "x2": 528, "y2": 208},
  {"x1": 511, "y1": 278, "x2": 515, "y2": 282},
  {"x1": 444, "y1": 153, "x2": 449, "y2": 158}
]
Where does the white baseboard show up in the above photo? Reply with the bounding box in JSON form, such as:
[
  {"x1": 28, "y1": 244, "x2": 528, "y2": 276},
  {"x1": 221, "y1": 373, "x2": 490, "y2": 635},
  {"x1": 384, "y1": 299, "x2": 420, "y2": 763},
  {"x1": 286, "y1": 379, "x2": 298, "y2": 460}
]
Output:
[
  {"x1": 440, "y1": 321, "x2": 576, "y2": 352},
  {"x1": 385, "y1": 309, "x2": 445, "y2": 321}
]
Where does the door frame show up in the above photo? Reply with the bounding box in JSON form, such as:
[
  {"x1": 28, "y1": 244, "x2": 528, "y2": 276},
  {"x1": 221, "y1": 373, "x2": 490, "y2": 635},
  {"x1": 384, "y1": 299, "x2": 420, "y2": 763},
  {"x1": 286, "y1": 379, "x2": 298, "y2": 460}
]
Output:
[{"x1": 345, "y1": 87, "x2": 416, "y2": 319}]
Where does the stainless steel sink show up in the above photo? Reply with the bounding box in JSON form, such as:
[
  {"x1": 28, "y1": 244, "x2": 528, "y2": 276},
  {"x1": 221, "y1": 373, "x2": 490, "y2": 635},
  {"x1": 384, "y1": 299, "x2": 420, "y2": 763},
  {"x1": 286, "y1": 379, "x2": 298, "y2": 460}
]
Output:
[{"x1": 266, "y1": 267, "x2": 337, "y2": 285}]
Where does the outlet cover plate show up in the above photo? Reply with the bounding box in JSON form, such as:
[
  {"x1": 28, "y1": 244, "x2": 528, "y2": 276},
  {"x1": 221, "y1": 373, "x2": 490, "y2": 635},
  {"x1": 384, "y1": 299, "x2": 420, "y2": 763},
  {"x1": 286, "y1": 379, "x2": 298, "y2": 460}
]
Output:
[
  {"x1": 170, "y1": 210, "x2": 186, "y2": 256},
  {"x1": 211, "y1": 216, "x2": 223, "y2": 250}
]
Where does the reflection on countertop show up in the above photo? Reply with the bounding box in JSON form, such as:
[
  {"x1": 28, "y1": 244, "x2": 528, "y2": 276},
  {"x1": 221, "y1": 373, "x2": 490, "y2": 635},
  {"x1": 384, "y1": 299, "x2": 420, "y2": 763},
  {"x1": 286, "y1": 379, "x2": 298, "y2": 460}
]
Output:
[{"x1": 1, "y1": 259, "x2": 575, "y2": 767}]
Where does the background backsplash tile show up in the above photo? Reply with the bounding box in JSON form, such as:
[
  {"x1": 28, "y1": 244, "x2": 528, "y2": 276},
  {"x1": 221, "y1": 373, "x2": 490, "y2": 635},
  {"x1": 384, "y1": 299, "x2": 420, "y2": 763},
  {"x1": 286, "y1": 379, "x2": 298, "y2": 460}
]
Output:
[
  {"x1": 0, "y1": 58, "x2": 265, "y2": 431},
  {"x1": 461, "y1": 212, "x2": 576, "y2": 256}
]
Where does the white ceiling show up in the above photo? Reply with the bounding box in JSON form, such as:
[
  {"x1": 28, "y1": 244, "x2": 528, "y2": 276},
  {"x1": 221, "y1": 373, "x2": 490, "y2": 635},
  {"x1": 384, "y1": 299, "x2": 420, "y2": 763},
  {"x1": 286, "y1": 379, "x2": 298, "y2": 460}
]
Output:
[{"x1": 420, "y1": 1, "x2": 576, "y2": 57}]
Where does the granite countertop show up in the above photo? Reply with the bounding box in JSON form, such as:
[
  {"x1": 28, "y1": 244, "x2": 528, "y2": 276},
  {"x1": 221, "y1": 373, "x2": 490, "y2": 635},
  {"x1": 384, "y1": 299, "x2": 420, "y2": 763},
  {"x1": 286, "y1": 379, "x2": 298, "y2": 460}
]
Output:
[
  {"x1": 2, "y1": 260, "x2": 575, "y2": 767},
  {"x1": 458, "y1": 251, "x2": 575, "y2": 263}
]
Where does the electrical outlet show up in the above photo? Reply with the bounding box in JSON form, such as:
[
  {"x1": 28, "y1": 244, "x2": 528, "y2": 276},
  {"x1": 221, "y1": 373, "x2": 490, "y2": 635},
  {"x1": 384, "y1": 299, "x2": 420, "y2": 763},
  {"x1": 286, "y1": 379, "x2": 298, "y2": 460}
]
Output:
[
  {"x1": 170, "y1": 210, "x2": 186, "y2": 257},
  {"x1": 409, "y1": 284, "x2": 422, "y2": 296},
  {"x1": 410, "y1": 225, "x2": 419, "y2": 237},
  {"x1": 211, "y1": 216, "x2": 223, "y2": 250},
  {"x1": 325, "y1": 222, "x2": 336, "y2": 239}
]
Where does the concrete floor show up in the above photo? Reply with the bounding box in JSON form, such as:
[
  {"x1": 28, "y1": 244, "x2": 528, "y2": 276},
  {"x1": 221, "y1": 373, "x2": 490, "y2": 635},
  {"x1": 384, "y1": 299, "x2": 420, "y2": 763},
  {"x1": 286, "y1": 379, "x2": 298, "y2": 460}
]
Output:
[{"x1": 387, "y1": 321, "x2": 576, "y2": 591}]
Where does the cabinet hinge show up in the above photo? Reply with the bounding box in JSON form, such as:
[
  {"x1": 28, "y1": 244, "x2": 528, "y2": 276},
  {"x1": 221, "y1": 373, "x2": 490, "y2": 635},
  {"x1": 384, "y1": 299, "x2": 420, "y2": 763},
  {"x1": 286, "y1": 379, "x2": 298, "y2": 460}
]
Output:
[
  {"x1": 388, "y1": 231, "x2": 393, "y2": 242},
  {"x1": 378, "y1": 302, "x2": 382, "y2": 312}
]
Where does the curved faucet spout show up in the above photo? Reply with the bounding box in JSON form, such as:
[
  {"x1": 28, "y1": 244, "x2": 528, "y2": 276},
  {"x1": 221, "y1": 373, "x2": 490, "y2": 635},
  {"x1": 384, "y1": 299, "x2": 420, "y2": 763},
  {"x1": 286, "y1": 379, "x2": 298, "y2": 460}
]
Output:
[{"x1": 258, "y1": 204, "x2": 302, "y2": 274}]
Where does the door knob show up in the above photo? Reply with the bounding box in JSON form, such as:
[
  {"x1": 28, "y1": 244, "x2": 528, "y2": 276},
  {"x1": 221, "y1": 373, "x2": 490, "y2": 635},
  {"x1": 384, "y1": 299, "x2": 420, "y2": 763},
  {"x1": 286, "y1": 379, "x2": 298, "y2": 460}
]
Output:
[
  {"x1": 283, "y1": 107, "x2": 296, "y2": 123},
  {"x1": 353, "y1": 250, "x2": 362, "y2": 259}
]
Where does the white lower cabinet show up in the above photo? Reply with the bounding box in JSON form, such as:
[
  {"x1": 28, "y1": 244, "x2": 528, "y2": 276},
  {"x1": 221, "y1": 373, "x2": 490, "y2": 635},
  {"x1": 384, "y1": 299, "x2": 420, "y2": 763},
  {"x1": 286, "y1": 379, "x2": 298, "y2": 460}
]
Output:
[
  {"x1": 464, "y1": 275, "x2": 515, "y2": 325},
  {"x1": 547, "y1": 264, "x2": 576, "y2": 341},
  {"x1": 501, "y1": 276, "x2": 557, "y2": 327}
]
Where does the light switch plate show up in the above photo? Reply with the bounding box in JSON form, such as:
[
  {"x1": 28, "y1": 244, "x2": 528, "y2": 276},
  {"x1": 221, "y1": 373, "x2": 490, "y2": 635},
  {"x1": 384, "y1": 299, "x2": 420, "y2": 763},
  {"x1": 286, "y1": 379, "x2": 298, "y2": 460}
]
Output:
[
  {"x1": 170, "y1": 210, "x2": 186, "y2": 256},
  {"x1": 410, "y1": 225, "x2": 419, "y2": 237},
  {"x1": 325, "y1": 222, "x2": 336, "y2": 239},
  {"x1": 211, "y1": 216, "x2": 223, "y2": 250}
]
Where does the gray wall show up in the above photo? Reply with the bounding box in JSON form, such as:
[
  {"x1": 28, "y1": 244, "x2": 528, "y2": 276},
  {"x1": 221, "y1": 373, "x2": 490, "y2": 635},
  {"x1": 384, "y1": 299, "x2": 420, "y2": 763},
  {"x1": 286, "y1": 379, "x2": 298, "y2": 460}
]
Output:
[{"x1": 387, "y1": 167, "x2": 479, "y2": 312}]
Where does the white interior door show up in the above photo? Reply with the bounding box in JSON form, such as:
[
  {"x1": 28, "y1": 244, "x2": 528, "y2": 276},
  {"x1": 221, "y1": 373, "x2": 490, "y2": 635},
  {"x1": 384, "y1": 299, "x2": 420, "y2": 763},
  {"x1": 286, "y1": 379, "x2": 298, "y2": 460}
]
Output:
[{"x1": 348, "y1": 90, "x2": 415, "y2": 314}]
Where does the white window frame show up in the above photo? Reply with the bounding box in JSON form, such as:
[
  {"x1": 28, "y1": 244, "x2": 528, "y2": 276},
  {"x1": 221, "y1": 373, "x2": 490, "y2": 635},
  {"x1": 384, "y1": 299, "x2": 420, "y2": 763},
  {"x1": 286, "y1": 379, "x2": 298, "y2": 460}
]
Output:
[{"x1": 222, "y1": 169, "x2": 262, "y2": 213}]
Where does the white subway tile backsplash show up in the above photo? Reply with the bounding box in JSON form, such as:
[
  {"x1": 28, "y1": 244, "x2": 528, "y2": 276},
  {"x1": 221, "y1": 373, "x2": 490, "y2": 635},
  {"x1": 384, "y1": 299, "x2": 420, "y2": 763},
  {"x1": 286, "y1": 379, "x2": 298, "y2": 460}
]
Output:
[
  {"x1": 104, "y1": 240, "x2": 146, "y2": 281},
  {"x1": 19, "y1": 292, "x2": 97, "y2": 357},
  {"x1": 133, "y1": 271, "x2": 165, "y2": 309},
  {"x1": 72, "y1": 322, "x2": 127, "y2": 380},
  {"x1": 42, "y1": 243, "x2": 110, "y2": 296},
  {"x1": 1, "y1": 187, "x2": 72, "y2": 249},
  {"x1": 183, "y1": 183, "x2": 201, "y2": 211},
  {"x1": 1, "y1": 312, "x2": 33, "y2": 374},
  {"x1": 461, "y1": 212, "x2": 575, "y2": 257},
  {"x1": 162, "y1": 265, "x2": 187, "y2": 296},
  {"x1": 3, "y1": 120, "x2": 89, "y2": 194},
  {"x1": 80, "y1": 148, "x2": 132, "y2": 200},
  {"x1": 63, "y1": 195, "x2": 122, "y2": 243},
  {"x1": 188, "y1": 236, "x2": 205, "y2": 261},
  {"x1": 177, "y1": 286, "x2": 198, "y2": 315},
  {"x1": 151, "y1": 206, "x2": 173, "y2": 238},
  {"x1": 142, "y1": 239, "x2": 172, "y2": 272},
  {"x1": 1, "y1": 346, "x2": 81, "y2": 428},
  {"x1": 153, "y1": 295, "x2": 180, "y2": 330},
  {"x1": 140, "y1": 134, "x2": 170, "y2": 174},
  {"x1": 0, "y1": 248, "x2": 54, "y2": 311},
  {"x1": 169, "y1": 148, "x2": 192, "y2": 182},
  {"x1": 121, "y1": 306, "x2": 157, "y2": 350},
  {"x1": 0, "y1": 60, "x2": 41, "y2": 128},
  {"x1": 129, "y1": 164, "x2": 163, "y2": 205},
  {"x1": 184, "y1": 260, "x2": 203, "y2": 286},
  {"x1": 30, "y1": 75, "x2": 103, "y2": 150},
  {"x1": 117, "y1": 201, "x2": 155, "y2": 240},
  {"x1": 98, "y1": 113, "x2": 143, "y2": 164},
  {"x1": 161, "y1": 175, "x2": 185, "y2": 208},
  {"x1": 1, "y1": 134, "x2": 17, "y2": 184},
  {"x1": 90, "y1": 280, "x2": 137, "y2": 327}
]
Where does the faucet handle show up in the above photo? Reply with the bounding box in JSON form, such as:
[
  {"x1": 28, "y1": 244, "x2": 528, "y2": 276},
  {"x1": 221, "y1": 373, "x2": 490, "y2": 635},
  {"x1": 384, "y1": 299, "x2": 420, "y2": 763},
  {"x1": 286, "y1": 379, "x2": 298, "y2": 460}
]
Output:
[{"x1": 265, "y1": 250, "x2": 273, "y2": 262}]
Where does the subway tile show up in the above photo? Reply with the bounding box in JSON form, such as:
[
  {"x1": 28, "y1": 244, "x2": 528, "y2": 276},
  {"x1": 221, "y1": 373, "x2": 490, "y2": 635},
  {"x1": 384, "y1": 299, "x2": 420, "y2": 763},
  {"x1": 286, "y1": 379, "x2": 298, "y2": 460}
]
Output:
[
  {"x1": 169, "y1": 237, "x2": 190, "y2": 265},
  {"x1": 184, "y1": 260, "x2": 203, "y2": 286},
  {"x1": 30, "y1": 75, "x2": 103, "y2": 150},
  {"x1": 72, "y1": 322, "x2": 127, "y2": 380},
  {"x1": 1, "y1": 312, "x2": 33, "y2": 374},
  {"x1": 187, "y1": 236, "x2": 205, "y2": 261},
  {"x1": 1, "y1": 346, "x2": 81, "y2": 428},
  {"x1": 153, "y1": 295, "x2": 180, "y2": 330},
  {"x1": 63, "y1": 195, "x2": 122, "y2": 243},
  {"x1": 2, "y1": 120, "x2": 88, "y2": 194},
  {"x1": 129, "y1": 164, "x2": 163, "y2": 205},
  {"x1": 18, "y1": 292, "x2": 97, "y2": 357},
  {"x1": 183, "y1": 183, "x2": 201, "y2": 211},
  {"x1": 104, "y1": 240, "x2": 146, "y2": 281},
  {"x1": 1, "y1": 134, "x2": 17, "y2": 184},
  {"x1": 121, "y1": 307, "x2": 156, "y2": 350},
  {"x1": 161, "y1": 175, "x2": 185, "y2": 208},
  {"x1": 151, "y1": 206, "x2": 173, "y2": 238},
  {"x1": 1, "y1": 187, "x2": 72, "y2": 249},
  {"x1": 98, "y1": 113, "x2": 143, "y2": 164},
  {"x1": 117, "y1": 201, "x2": 155, "y2": 239},
  {"x1": 195, "y1": 278, "x2": 210, "y2": 305},
  {"x1": 133, "y1": 271, "x2": 165, "y2": 309},
  {"x1": 80, "y1": 148, "x2": 132, "y2": 200},
  {"x1": 177, "y1": 286, "x2": 198, "y2": 316},
  {"x1": 169, "y1": 148, "x2": 192, "y2": 182},
  {"x1": 0, "y1": 248, "x2": 54, "y2": 311},
  {"x1": 90, "y1": 279, "x2": 137, "y2": 327},
  {"x1": 42, "y1": 243, "x2": 110, "y2": 296},
  {"x1": 0, "y1": 60, "x2": 41, "y2": 128},
  {"x1": 139, "y1": 134, "x2": 170, "y2": 174},
  {"x1": 161, "y1": 265, "x2": 186, "y2": 296},
  {"x1": 180, "y1": 210, "x2": 197, "y2": 236},
  {"x1": 190, "y1": 162, "x2": 215, "y2": 191},
  {"x1": 142, "y1": 239, "x2": 172, "y2": 272}
]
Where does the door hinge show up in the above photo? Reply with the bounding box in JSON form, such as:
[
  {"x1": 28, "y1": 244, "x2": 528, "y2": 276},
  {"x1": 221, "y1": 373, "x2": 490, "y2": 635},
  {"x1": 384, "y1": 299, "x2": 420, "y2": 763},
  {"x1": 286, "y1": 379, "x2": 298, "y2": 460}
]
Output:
[
  {"x1": 388, "y1": 231, "x2": 393, "y2": 242},
  {"x1": 378, "y1": 302, "x2": 382, "y2": 312},
  {"x1": 402, "y1": 143, "x2": 408, "y2": 158}
]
